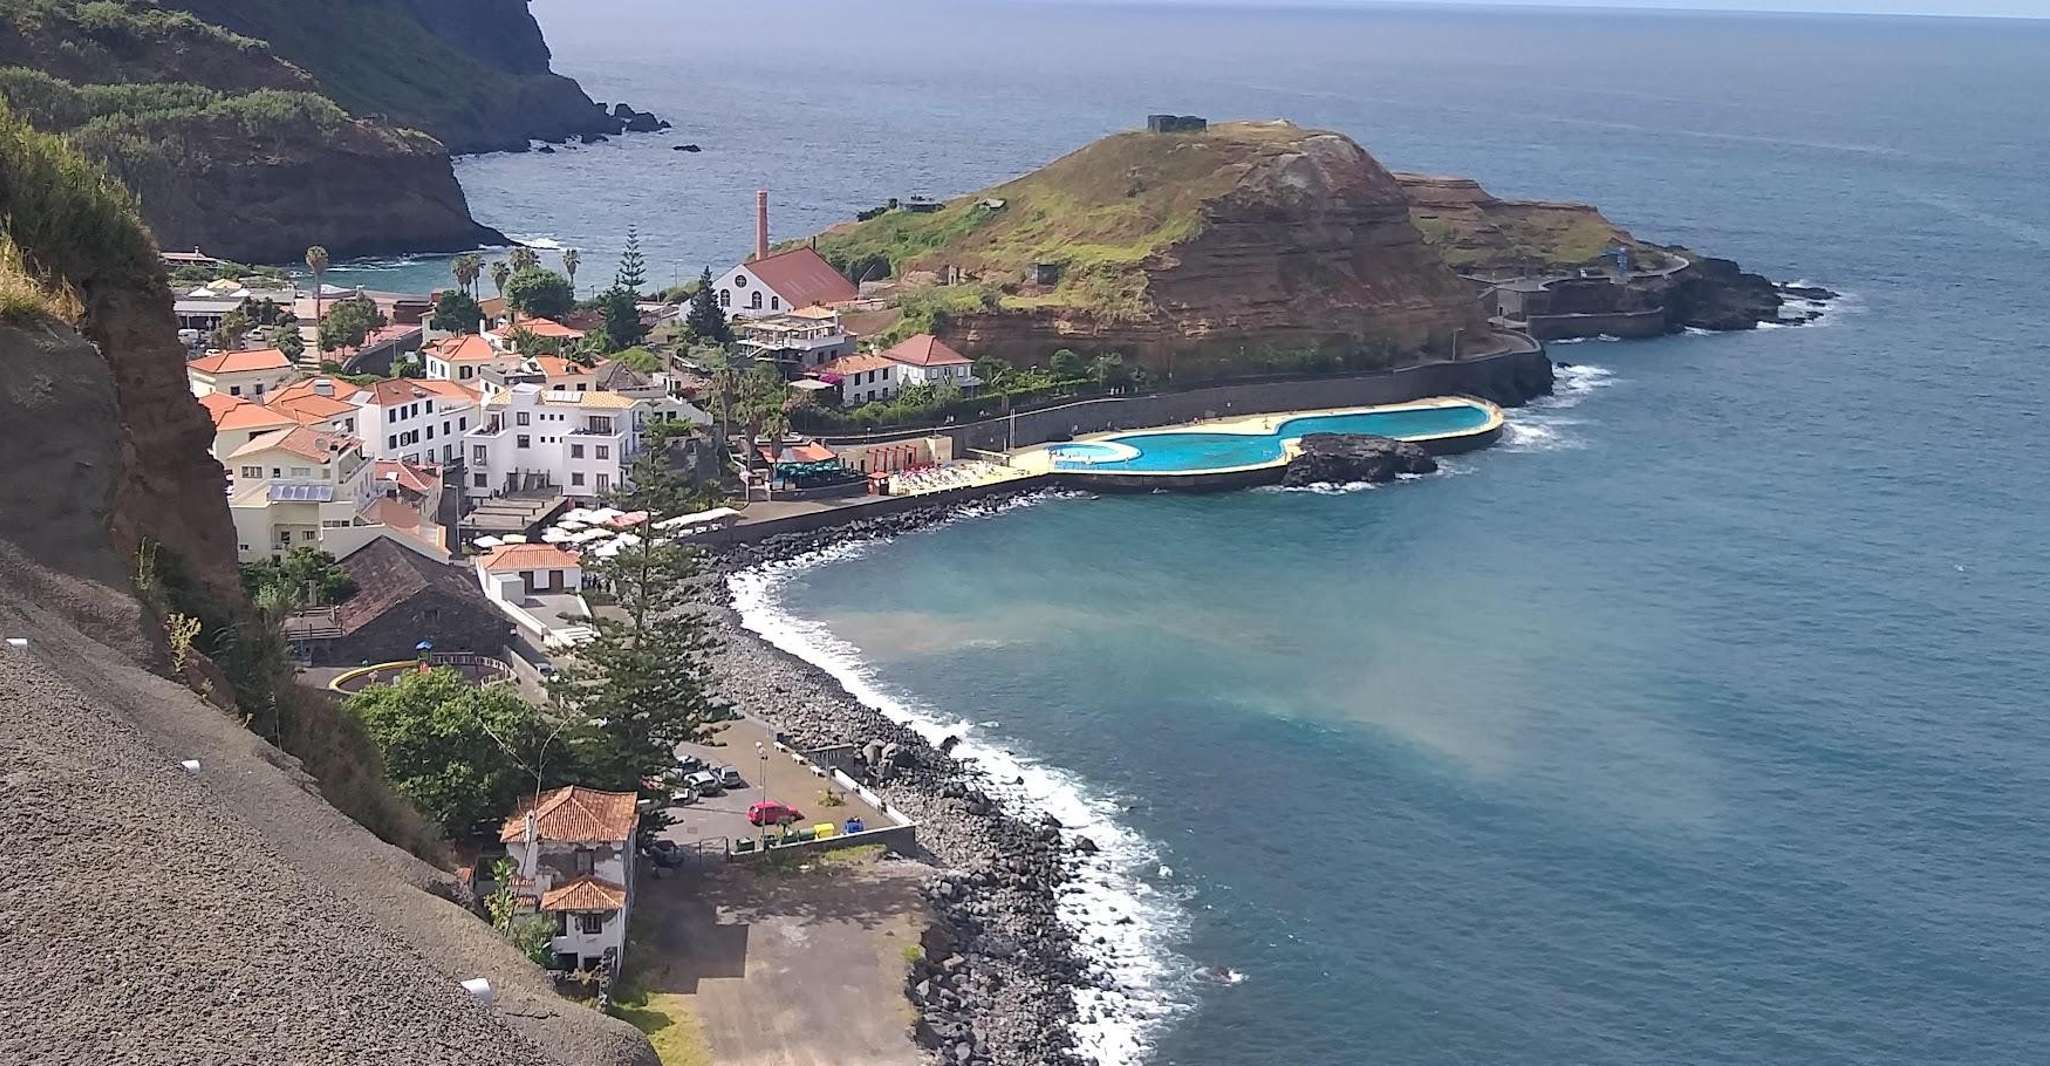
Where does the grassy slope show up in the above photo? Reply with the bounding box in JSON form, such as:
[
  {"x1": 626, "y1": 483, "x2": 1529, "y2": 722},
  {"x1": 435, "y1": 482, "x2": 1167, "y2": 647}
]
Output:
[{"x1": 814, "y1": 122, "x2": 1318, "y2": 320}]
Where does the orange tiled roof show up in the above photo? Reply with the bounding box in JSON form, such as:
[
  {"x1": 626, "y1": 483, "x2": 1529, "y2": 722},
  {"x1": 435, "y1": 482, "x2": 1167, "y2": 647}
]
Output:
[
  {"x1": 271, "y1": 377, "x2": 365, "y2": 405},
  {"x1": 371, "y1": 459, "x2": 440, "y2": 495},
  {"x1": 267, "y1": 392, "x2": 357, "y2": 425},
  {"x1": 818, "y1": 352, "x2": 894, "y2": 376},
  {"x1": 414, "y1": 379, "x2": 480, "y2": 403},
  {"x1": 478, "y1": 542, "x2": 581, "y2": 573},
  {"x1": 434, "y1": 333, "x2": 501, "y2": 363},
  {"x1": 491, "y1": 317, "x2": 585, "y2": 340},
  {"x1": 881, "y1": 333, "x2": 972, "y2": 367},
  {"x1": 531, "y1": 355, "x2": 588, "y2": 377},
  {"x1": 499, "y1": 785, "x2": 637, "y2": 844},
  {"x1": 230, "y1": 425, "x2": 358, "y2": 464},
  {"x1": 189, "y1": 347, "x2": 292, "y2": 375},
  {"x1": 538, "y1": 875, "x2": 628, "y2": 913},
  {"x1": 201, "y1": 393, "x2": 294, "y2": 433}
]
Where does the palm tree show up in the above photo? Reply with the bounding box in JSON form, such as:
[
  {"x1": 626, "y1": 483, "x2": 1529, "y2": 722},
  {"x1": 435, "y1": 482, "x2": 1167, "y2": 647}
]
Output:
[
  {"x1": 304, "y1": 245, "x2": 329, "y2": 325},
  {"x1": 561, "y1": 248, "x2": 581, "y2": 294},
  {"x1": 452, "y1": 253, "x2": 482, "y2": 298},
  {"x1": 489, "y1": 260, "x2": 511, "y2": 297},
  {"x1": 508, "y1": 246, "x2": 540, "y2": 274}
]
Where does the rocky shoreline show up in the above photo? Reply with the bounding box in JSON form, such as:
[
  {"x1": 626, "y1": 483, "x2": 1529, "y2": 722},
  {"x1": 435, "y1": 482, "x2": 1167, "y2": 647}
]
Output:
[{"x1": 696, "y1": 491, "x2": 1098, "y2": 1066}]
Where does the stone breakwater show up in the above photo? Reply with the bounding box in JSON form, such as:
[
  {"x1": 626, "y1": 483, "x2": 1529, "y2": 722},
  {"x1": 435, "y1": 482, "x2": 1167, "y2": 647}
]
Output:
[{"x1": 700, "y1": 490, "x2": 1101, "y2": 1066}]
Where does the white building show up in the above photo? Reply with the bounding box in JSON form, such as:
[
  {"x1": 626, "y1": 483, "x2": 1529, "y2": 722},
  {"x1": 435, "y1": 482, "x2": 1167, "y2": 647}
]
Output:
[
  {"x1": 354, "y1": 378, "x2": 480, "y2": 466},
  {"x1": 474, "y1": 543, "x2": 593, "y2": 649},
  {"x1": 875, "y1": 333, "x2": 975, "y2": 388},
  {"x1": 224, "y1": 426, "x2": 377, "y2": 561},
  {"x1": 423, "y1": 333, "x2": 516, "y2": 383},
  {"x1": 199, "y1": 393, "x2": 297, "y2": 460},
  {"x1": 711, "y1": 246, "x2": 857, "y2": 320},
  {"x1": 187, "y1": 347, "x2": 296, "y2": 399},
  {"x1": 499, "y1": 785, "x2": 639, "y2": 974},
  {"x1": 813, "y1": 333, "x2": 976, "y2": 406},
  {"x1": 463, "y1": 384, "x2": 691, "y2": 502},
  {"x1": 735, "y1": 308, "x2": 854, "y2": 373}
]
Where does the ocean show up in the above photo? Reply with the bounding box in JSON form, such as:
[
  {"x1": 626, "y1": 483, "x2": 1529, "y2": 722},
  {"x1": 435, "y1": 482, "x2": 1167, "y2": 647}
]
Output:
[{"x1": 377, "y1": 3, "x2": 2050, "y2": 1062}]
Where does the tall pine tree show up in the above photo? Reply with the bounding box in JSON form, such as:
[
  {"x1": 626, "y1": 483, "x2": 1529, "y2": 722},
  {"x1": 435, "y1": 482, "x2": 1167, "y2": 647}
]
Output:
[
  {"x1": 615, "y1": 225, "x2": 649, "y2": 296},
  {"x1": 684, "y1": 266, "x2": 732, "y2": 344}
]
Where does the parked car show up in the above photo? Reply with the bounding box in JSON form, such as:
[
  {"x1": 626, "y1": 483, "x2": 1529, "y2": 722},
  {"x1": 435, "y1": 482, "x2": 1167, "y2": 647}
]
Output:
[
  {"x1": 748, "y1": 801, "x2": 804, "y2": 827},
  {"x1": 684, "y1": 769, "x2": 722, "y2": 795},
  {"x1": 676, "y1": 754, "x2": 708, "y2": 775},
  {"x1": 717, "y1": 766, "x2": 745, "y2": 789}
]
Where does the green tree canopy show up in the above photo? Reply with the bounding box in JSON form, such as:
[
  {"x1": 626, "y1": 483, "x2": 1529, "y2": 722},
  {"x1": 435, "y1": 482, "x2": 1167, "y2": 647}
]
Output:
[
  {"x1": 240, "y1": 546, "x2": 355, "y2": 609},
  {"x1": 615, "y1": 224, "x2": 648, "y2": 295},
  {"x1": 1049, "y1": 348, "x2": 1087, "y2": 379},
  {"x1": 546, "y1": 534, "x2": 729, "y2": 796},
  {"x1": 597, "y1": 284, "x2": 645, "y2": 352},
  {"x1": 683, "y1": 266, "x2": 731, "y2": 344},
  {"x1": 611, "y1": 346, "x2": 662, "y2": 373},
  {"x1": 429, "y1": 289, "x2": 482, "y2": 334},
  {"x1": 502, "y1": 267, "x2": 574, "y2": 321},
  {"x1": 272, "y1": 325, "x2": 305, "y2": 362},
  {"x1": 348, "y1": 668, "x2": 553, "y2": 837},
  {"x1": 318, "y1": 293, "x2": 385, "y2": 352}
]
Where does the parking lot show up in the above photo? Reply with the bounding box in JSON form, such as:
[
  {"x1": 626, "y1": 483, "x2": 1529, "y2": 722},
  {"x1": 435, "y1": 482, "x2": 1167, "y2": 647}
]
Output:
[{"x1": 658, "y1": 715, "x2": 893, "y2": 855}]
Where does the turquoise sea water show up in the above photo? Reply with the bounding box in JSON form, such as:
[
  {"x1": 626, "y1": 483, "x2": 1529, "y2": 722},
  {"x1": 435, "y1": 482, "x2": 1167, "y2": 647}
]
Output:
[
  {"x1": 1054, "y1": 404, "x2": 1497, "y2": 472},
  {"x1": 402, "y1": 3, "x2": 2049, "y2": 1062}
]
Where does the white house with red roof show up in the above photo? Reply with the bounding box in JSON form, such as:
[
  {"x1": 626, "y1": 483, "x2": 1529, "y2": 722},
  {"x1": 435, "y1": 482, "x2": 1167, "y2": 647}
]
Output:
[
  {"x1": 474, "y1": 542, "x2": 593, "y2": 647},
  {"x1": 500, "y1": 785, "x2": 639, "y2": 973},
  {"x1": 224, "y1": 426, "x2": 377, "y2": 561},
  {"x1": 712, "y1": 246, "x2": 858, "y2": 319},
  {"x1": 353, "y1": 377, "x2": 480, "y2": 466},
  {"x1": 422, "y1": 333, "x2": 515, "y2": 382},
  {"x1": 814, "y1": 333, "x2": 977, "y2": 405},
  {"x1": 198, "y1": 393, "x2": 297, "y2": 460},
  {"x1": 187, "y1": 347, "x2": 296, "y2": 399}
]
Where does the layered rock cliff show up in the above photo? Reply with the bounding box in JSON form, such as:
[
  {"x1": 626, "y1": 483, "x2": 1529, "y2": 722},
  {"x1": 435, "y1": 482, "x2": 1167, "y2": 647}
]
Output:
[
  {"x1": 816, "y1": 121, "x2": 1489, "y2": 374},
  {"x1": 0, "y1": 101, "x2": 655, "y2": 1066},
  {"x1": 0, "y1": 0, "x2": 635, "y2": 261}
]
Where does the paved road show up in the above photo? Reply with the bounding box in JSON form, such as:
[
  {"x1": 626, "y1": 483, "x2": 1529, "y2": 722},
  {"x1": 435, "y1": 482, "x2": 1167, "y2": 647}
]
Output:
[{"x1": 633, "y1": 856, "x2": 929, "y2": 1066}]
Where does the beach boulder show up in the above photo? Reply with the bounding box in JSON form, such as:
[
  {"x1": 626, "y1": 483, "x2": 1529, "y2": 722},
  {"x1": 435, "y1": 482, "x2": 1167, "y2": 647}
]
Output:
[{"x1": 1282, "y1": 433, "x2": 1437, "y2": 487}]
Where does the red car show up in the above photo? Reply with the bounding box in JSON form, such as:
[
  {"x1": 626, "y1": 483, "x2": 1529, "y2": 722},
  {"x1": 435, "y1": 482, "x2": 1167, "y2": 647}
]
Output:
[{"x1": 747, "y1": 801, "x2": 804, "y2": 827}]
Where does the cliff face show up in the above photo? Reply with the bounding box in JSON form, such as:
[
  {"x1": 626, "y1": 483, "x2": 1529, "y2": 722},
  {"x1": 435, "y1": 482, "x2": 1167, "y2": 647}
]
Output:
[
  {"x1": 819, "y1": 121, "x2": 1485, "y2": 373},
  {"x1": 166, "y1": 0, "x2": 620, "y2": 152},
  {"x1": 88, "y1": 108, "x2": 507, "y2": 263}
]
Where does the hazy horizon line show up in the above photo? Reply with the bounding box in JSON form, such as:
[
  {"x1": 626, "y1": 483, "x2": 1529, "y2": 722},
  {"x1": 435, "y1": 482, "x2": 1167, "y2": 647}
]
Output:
[{"x1": 1020, "y1": 0, "x2": 2050, "y2": 22}]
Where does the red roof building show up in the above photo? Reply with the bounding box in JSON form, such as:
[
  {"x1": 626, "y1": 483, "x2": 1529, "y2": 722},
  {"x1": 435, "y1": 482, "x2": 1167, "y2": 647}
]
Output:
[{"x1": 713, "y1": 246, "x2": 858, "y2": 317}]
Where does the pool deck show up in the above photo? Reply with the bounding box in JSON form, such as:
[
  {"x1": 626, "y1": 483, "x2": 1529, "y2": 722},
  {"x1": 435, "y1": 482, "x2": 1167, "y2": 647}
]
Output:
[{"x1": 1008, "y1": 395, "x2": 1505, "y2": 484}]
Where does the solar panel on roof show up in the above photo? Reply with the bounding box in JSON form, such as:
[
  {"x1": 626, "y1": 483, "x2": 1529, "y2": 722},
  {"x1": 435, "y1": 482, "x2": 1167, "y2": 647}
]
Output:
[{"x1": 268, "y1": 483, "x2": 335, "y2": 503}]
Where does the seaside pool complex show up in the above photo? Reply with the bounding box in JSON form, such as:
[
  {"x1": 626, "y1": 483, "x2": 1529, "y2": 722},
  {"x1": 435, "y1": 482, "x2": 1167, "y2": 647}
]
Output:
[{"x1": 1015, "y1": 398, "x2": 1502, "y2": 485}]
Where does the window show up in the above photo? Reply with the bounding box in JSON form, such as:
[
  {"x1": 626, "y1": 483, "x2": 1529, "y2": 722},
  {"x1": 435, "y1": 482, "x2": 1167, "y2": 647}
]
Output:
[
  {"x1": 459, "y1": 417, "x2": 468, "y2": 431},
  {"x1": 770, "y1": 295, "x2": 781, "y2": 311},
  {"x1": 749, "y1": 291, "x2": 763, "y2": 310},
  {"x1": 253, "y1": 383, "x2": 266, "y2": 397},
  {"x1": 425, "y1": 425, "x2": 434, "y2": 440},
  {"x1": 734, "y1": 275, "x2": 748, "y2": 288},
  {"x1": 239, "y1": 465, "x2": 261, "y2": 479},
  {"x1": 719, "y1": 289, "x2": 731, "y2": 308},
  {"x1": 596, "y1": 474, "x2": 610, "y2": 492},
  {"x1": 473, "y1": 472, "x2": 488, "y2": 488},
  {"x1": 425, "y1": 400, "x2": 435, "y2": 413},
  {"x1": 460, "y1": 366, "x2": 474, "y2": 380},
  {"x1": 473, "y1": 445, "x2": 488, "y2": 464},
  {"x1": 387, "y1": 408, "x2": 396, "y2": 423},
  {"x1": 271, "y1": 467, "x2": 281, "y2": 478},
  {"x1": 516, "y1": 411, "x2": 530, "y2": 426},
  {"x1": 595, "y1": 445, "x2": 609, "y2": 460},
  {"x1": 423, "y1": 607, "x2": 440, "y2": 625},
  {"x1": 577, "y1": 913, "x2": 605, "y2": 936},
  {"x1": 517, "y1": 434, "x2": 530, "y2": 449},
  {"x1": 228, "y1": 385, "x2": 242, "y2": 397},
  {"x1": 441, "y1": 421, "x2": 450, "y2": 435},
  {"x1": 571, "y1": 472, "x2": 585, "y2": 486},
  {"x1": 289, "y1": 466, "x2": 311, "y2": 478},
  {"x1": 570, "y1": 443, "x2": 584, "y2": 459}
]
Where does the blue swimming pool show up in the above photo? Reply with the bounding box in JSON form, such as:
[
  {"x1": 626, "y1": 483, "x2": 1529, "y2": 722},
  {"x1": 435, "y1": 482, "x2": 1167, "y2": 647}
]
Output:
[{"x1": 1049, "y1": 403, "x2": 1496, "y2": 474}]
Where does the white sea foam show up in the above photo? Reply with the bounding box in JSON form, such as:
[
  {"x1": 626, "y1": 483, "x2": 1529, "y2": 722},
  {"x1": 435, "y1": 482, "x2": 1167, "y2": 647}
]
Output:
[
  {"x1": 1501, "y1": 363, "x2": 1614, "y2": 452},
  {"x1": 510, "y1": 234, "x2": 565, "y2": 250},
  {"x1": 727, "y1": 503, "x2": 1190, "y2": 1066}
]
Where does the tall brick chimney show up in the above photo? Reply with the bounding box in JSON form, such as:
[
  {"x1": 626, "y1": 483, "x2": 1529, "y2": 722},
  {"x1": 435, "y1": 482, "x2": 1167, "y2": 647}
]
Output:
[{"x1": 754, "y1": 189, "x2": 769, "y2": 262}]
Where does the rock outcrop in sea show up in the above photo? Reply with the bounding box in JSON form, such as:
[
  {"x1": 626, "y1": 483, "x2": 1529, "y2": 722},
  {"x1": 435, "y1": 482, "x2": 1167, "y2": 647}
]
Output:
[{"x1": 1283, "y1": 433, "x2": 1438, "y2": 487}]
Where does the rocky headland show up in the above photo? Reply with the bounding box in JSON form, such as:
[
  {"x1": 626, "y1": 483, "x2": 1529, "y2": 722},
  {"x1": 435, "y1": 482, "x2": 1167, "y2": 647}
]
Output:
[
  {"x1": 0, "y1": 0, "x2": 666, "y2": 261},
  {"x1": 1397, "y1": 172, "x2": 1836, "y2": 337}
]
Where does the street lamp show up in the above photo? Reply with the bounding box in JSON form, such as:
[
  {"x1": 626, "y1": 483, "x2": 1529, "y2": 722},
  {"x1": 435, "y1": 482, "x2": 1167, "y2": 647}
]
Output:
[{"x1": 754, "y1": 741, "x2": 768, "y2": 841}]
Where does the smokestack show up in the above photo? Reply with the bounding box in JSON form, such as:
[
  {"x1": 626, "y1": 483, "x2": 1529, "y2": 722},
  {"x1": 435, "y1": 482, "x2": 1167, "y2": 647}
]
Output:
[{"x1": 754, "y1": 189, "x2": 769, "y2": 262}]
